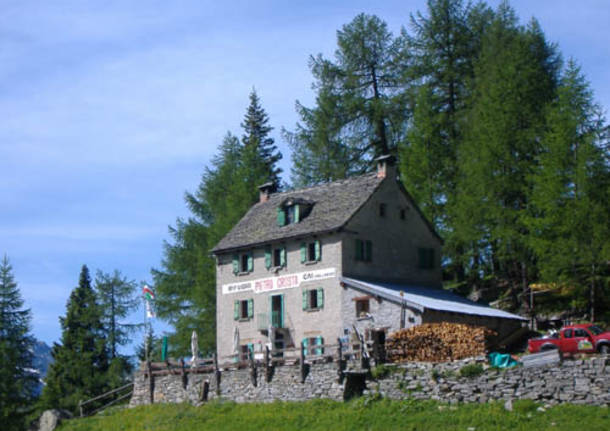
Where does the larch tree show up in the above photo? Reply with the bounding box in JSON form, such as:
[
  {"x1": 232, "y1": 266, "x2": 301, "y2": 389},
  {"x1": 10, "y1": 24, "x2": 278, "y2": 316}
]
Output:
[
  {"x1": 94, "y1": 270, "x2": 139, "y2": 387},
  {"x1": 0, "y1": 255, "x2": 36, "y2": 431},
  {"x1": 453, "y1": 5, "x2": 560, "y2": 311},
  {"x1": 527, "y1": 60, "x2": 610, "y2": 321},
  {"x1": 287, "y1": 13, "x2": 406, "y2": 186}
]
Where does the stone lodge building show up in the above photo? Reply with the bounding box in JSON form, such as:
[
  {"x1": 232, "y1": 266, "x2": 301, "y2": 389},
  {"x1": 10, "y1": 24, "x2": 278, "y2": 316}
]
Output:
[{"x1": 212, "y1": 156, "x2": 525, "y2": 360}]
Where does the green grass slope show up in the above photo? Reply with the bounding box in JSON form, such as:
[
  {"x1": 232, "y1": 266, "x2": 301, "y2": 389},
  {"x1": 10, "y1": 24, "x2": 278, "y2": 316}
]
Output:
[{"x1": 57, "y1": 398, "x2": 610, "y2": 431}]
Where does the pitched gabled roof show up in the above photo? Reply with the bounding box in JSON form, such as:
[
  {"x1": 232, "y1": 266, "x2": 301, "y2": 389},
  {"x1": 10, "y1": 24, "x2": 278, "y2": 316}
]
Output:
[{"x1": 212, "y1": 173, "x2": 384, "y2": 254}]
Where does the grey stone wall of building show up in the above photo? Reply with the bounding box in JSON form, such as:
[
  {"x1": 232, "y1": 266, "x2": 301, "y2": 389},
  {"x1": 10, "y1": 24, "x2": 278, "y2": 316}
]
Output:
[
  {"x1": 130, "y1": 357, "x2": 610, "y2": 408},
  {"x1": 342, "y1": 171, "x2": 442, "y2": 287},
  {"x1": 215, "y1": 234, "x2": 344, "y2": 360}
]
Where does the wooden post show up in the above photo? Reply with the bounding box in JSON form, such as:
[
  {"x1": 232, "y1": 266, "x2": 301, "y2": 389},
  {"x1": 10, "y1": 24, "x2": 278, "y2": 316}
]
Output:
[
  {"x1": 264, "y1": 345, "x2": 271, "y2": 382},
  {"x1": 300, "y1": 341, "x2": 306, "y2": 383},
  {"x1": 337, "y1": 338, "x2": 344, "y2": 383},
  {"x1": 180, "y1": 358, "x2": 187, "y2": 389},
  {"x1": 249, "y1": 348, "x2": 257, "y2": 387},
  {"x1": 213, "y1": 353, "x2": 221, "y2": 396},
  {"x1": 147, "y1": 360, "x2": 154, "y2": 404}
]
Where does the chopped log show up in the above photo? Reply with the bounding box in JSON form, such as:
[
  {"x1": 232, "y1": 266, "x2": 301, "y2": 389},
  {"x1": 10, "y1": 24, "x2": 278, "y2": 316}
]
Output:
[{"x1": 386, "y1": 323, "x2": 497, "y2": 363}]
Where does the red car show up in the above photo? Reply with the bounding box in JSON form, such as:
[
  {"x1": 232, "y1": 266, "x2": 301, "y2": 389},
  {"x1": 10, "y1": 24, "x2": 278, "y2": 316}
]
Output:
[{"x1": 528, "y1": 324, "x2": 610, "y2": 355}]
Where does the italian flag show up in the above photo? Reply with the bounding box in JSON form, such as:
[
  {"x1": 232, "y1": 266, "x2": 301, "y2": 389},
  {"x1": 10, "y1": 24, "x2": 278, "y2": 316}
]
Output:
[{"x1": 142, "y1": 285, "x2": 155, "y2": 301}]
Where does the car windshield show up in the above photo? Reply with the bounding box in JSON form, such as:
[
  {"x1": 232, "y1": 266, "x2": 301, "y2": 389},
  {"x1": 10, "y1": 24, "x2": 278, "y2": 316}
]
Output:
[{"x1": 588, "y1": 325, "x2": 604, "y2": 335}]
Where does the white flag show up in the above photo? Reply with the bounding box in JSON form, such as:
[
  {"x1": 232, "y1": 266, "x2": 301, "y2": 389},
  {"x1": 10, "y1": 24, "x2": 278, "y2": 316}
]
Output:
[{"x1": 145, "y1": 299, "x2": 156, "y2": 319}]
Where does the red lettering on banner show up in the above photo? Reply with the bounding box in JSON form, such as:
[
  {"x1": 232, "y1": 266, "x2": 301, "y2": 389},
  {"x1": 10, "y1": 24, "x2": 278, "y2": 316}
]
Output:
[
  {"x1": 254, "y1": 279, "x2": 274, "y2": 293},
  {"x1": 277, "y1": 275, "x2": 298, "y2": 288}
]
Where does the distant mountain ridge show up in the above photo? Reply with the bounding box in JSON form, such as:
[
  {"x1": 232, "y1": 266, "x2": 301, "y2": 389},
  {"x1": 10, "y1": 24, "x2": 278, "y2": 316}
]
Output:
[{"x1": 29, "y1": 339, "x2": 53, "y2": 395}]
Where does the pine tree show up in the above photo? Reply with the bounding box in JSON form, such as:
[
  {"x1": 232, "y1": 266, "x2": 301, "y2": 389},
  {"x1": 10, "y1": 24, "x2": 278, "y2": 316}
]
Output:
[
  {"x1": 153, "y1": 93, "x2": 281, "y2": 355},
  {"x1": 287, "y1": 13, "x2": 406, "y2": 186},
  {"x1": 527, "y1": 60, "x2": 610, "y2": 320},
  {"x1": 94, "y1": 270, "x2": 139, "y2": 386},
  {"x1": 40, "y1": 265, "x2": 108, "y2": 413},
  {"x1": 0, "y1": 256, "x2": 36, "y2": 431}
]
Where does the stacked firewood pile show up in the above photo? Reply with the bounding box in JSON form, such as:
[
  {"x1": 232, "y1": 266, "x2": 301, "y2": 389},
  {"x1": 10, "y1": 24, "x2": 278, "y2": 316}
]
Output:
[{"x1": 386, "y1": 323, "x2": 497, "y2": 362}]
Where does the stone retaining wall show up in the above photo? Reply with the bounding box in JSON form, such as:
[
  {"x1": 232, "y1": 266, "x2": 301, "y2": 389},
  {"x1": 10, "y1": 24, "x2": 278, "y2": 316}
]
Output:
[{"x1": 130, "y1": 356, "x2": 610, "y2": 407}]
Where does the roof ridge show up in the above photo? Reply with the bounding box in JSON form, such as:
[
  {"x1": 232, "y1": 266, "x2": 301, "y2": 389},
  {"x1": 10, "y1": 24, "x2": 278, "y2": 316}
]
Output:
[{"x1": 272, "y1": 172, "x2": 378, "y2": 198}]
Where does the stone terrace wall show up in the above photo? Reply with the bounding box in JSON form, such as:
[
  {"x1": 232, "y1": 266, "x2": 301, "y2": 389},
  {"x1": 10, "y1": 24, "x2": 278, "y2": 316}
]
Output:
[{"x1": 130, "y1": 357, "x2": 610, "y2": 407}]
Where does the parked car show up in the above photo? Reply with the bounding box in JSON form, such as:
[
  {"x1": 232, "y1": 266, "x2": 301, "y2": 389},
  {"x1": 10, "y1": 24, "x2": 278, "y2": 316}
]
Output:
[{"x1": 528, "y1": 324, "x2": 610, "y2": 354}]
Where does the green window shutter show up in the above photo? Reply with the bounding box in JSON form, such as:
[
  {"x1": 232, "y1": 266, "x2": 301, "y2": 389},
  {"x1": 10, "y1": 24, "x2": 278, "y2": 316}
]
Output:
[
  {"x1": 234, "y1": 301, "x2": 239, "y2": 320},
  {"x1": 366, "y1": 240, "x2": 372, "y2": 262},
  {"x1": 317, "y1": 288, "x2": 324, "y2": 309},
  {"x1": 355, "y1": 239, "x2": 363, "y2": 261},
  {"x1": 247, "y1": 298, "x2": 254, "y2": 318},
  {"x1": 247, "y1": 253, "x2": 253, "y2": 272},
  {"x1": 314, "y1": 240, "x2": 321, "y2": 261},
  {"x1": 294, "y1": 204, "x2": 300, "y2": 223},
  {"x1": 302, "y1": 338, "x2": 308, "y2": 356},
  {"x1": 280, "y1": 246, "x2": 286, "y2": 267},
  {"x1": 316, "y1": 336, "x2": 324, "y2": 355},
  {"x1": 277, "y1": 207, "x2": 286, "y2": 226},
  {"x1": 279, "y1": 294, "x2": 284, "y2": 328},
  {"x1": 232, "y1": 255, "x2": 239, "y2": 274},
  {"x1": 247, "y1": 343, "x2": 254, "y2": 359},
  {"x1": 300, "y1": 243, "x2": 306, "y2": 263},
  {"x1": 302, "y1": 290, "x2": 308, "y2": 310},
  {"x1": 265, "y1": 246, "x2": 272, "y2": 269}
]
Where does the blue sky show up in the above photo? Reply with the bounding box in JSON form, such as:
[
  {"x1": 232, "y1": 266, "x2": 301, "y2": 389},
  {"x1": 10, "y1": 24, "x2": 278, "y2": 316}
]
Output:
[{"x1": 2, "y1": 0, "x2": 609, "y2": 352}]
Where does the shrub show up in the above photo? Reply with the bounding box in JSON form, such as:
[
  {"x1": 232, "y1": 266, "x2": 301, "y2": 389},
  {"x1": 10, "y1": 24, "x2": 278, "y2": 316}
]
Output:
[{"x1": 459, "y1": 363, "x2": 484, "y2": 378}]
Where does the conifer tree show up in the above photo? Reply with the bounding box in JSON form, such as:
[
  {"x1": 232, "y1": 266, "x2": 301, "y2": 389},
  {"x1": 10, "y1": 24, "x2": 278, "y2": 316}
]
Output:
[
  {"x1": 0, "y1": 255, "x2": 36, "y2": 431},
  {"x1": 94, "y1": 270, "x2": 139, "y2": 386},
  {"x1": 453, "y1": 5, "x2": 560, "y2": 311},
  {"x1": 287, "y1": 13, "x2": 406, "y2": 186},
  {"x1": 527, "y1": 60, "x2": 610, "y2": 320},
  {"x1": 153, "y1": 92, "x2": 280, "y2": 355},
  {"x1": 40, "y1": 265, "x2": 108, "y2": 413},
  {"x1": 241, "y1": 89, "x2": 282, "y2": 187}
]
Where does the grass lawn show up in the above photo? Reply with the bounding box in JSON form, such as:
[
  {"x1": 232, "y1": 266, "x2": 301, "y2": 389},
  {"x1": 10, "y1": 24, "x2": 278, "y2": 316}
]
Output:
[{"x1": 57, "y1": 398, "x2": 610, "y2": 431}]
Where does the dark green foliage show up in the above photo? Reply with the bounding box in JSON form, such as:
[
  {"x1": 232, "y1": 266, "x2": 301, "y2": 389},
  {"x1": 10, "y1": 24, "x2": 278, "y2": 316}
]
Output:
[
  {"x1": 458, "y1": 363, "x2": 485, "y2": 378},
  {"x1": 152, "y1": 92, "x2": 281, "y2": 356},
  {"x1": 451, "y1": 5, "x2": 561, "y2": 310},
  {"x1": 0, "y1": 255, "x2": 36, "y2": 431},
  {"x1": 241, "y1": 89, "x2": 283, "y2": 187},
  {"x1": 40, "y1": 265, "x2": 109, "y2": 414},
  {"x1": 526, "y1": 60, "x2": 610, "y2": 320},
  {"x1": 94, "y1": 270, "x2": 140, "y2": 361},
  {"x1": 287, "y1": 13, "x2": 406, "y2": 186}
]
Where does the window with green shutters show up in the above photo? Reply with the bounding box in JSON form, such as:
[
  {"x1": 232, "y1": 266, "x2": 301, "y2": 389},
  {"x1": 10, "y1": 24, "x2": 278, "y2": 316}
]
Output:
[
  {"x1": 234, "y1": 298, "x2": 254, "y2": 320},
  {"x1": 300, "y1": 240, "x2": 321, "y2": 263},
  {"x1": 232, "y1": 252, "x2": 254, "y2": 274},
  {"x1": 355, "y1": 239, "x2": 372, "y2": 262},
  {"x1": 418, "y1": 248, "x2": 435, "y2": 269},
  {"x1": 302, "y1": 288, "x2": 324, "y2": 311},
  {"x1": 266, "y1": 245, "x2": 287, "y2": 270},
  {"x1": 302, "y1": 336, "x2": 324, "y2": 356}
]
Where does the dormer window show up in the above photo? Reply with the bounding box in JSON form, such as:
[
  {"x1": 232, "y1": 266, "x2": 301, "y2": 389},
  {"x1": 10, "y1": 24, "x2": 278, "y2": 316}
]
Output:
[{"x1": 277, "y1": 199, "x2": 313, "y2": 226}]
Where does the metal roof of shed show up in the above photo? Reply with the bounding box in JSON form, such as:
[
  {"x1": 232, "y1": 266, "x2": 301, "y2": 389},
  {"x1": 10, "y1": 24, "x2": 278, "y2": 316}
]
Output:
[{"x1": 340, "y1": 277, "x2": 527, "y2": 321}]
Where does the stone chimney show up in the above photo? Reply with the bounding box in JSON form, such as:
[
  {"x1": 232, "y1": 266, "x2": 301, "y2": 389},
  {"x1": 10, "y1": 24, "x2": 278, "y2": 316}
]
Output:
[
  {"x1": 376, "y1": 154, "x2": 397, "y2": 179},
  {"x1": 258, "y1": 182, "x2": 275, "y2": 203}
]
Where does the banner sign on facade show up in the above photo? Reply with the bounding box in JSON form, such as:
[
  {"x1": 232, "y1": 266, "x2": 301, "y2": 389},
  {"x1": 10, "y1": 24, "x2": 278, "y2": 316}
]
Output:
[{"x1": 222, "y1": 267, "x2": 336, "y2": 295}]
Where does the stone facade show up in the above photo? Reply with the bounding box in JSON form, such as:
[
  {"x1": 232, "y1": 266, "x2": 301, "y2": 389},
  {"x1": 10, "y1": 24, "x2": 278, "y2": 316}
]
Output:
[
  {"x1": 215, "y1": 162, "x2": 444, "y2": 361},
  {"x1": 130, "y1": 356, "x2": 610, "y2": 407}
]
